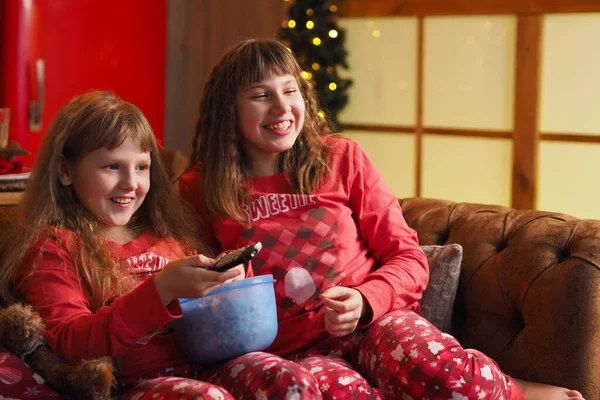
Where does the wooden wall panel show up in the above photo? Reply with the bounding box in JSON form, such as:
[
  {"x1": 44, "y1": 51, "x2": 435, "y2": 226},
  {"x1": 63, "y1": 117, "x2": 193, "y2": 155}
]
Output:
[
  {"x1": 338, "y1": 0, "x2": 599, "y2": 210},
  {"x1": 415, "y1": 17, "x2": 424, "y2": 197},
  {"x1": 339, "y1": 0, "x2": 600, "y2": 17},
  {"x1": 165, "y1": 0, "x2": 286, "y2": 157},
  {"x1": 511, "y1": 15, "x2": 542, "y2": 210}
]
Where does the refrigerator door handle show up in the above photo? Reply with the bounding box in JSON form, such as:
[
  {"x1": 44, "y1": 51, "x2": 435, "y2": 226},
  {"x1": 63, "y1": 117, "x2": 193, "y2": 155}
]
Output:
[{"x1": 29, "y1": 59, "x2": 45, "y2": 132}]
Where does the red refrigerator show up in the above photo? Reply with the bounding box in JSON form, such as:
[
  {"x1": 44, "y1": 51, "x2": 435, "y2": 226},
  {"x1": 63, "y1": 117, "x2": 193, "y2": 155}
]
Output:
[{"x1": 0, "y1": 0, "x2": 166, "y2": 167}]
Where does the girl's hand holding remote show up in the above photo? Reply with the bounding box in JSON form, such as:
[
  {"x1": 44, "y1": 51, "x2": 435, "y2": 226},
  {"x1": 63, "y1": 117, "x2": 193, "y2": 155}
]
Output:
[{"x1": 154, "y1": 254, "x2": 244, "y2": 306}]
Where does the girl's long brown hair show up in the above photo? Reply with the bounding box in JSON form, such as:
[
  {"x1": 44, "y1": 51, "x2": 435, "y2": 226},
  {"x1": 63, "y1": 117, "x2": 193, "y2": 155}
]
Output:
[
  {"x1": 189, "y1": 38, "x2": 333, "y2": 224},
  {"x1": 0, "y1": 91, "x2": 206, "y2": 310}
]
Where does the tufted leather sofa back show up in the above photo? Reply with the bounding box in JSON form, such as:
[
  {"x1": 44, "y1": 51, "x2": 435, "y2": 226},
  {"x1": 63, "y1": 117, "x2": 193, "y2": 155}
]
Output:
[{"x1": 400, "y1": 197, "x2": 600, "y2": 400}]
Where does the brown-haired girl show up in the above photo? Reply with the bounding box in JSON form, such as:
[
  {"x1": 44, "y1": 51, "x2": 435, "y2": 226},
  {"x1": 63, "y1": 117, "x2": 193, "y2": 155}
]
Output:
[
  {"x1": 180, "y1": 38, "x2": 585, "y2": 400},
  {"x1": 0, "y1": 91, "x2": 246, "y2": 398}
]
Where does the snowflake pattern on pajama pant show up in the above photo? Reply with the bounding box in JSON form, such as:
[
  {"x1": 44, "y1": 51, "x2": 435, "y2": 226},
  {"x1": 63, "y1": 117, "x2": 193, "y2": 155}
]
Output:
[
  {"x1": 195, "y1": 309, "x2": 521, "y2": 400},
  {"x1": 119, "y1": 375, "x2": 234, "y2": 400}
]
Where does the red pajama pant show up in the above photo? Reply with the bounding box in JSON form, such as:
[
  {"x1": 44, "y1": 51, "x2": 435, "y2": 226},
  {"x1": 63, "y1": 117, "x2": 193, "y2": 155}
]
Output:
[{"x1": 120, "y1": 310, "x2": 524, "y2": 400}]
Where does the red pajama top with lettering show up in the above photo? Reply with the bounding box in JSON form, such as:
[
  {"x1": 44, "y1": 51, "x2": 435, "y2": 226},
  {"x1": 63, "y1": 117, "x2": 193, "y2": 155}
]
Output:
[
  {"x1": 179, "y1": 137, "x2": 429, "y2": 356},
  {"x1": 14, "y1": 230, "x2": 191, "y2": 387}
]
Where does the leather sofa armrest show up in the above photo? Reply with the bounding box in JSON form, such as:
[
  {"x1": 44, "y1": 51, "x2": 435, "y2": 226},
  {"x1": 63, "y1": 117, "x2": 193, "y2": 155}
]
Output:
[{"x1": 400, "y1": 197, "x2": 600, "y2": 400}]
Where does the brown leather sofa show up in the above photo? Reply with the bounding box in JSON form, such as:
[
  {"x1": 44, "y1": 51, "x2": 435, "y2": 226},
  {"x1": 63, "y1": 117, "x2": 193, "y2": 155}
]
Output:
[
  {"x1": 400, "y1": 197, "x2": 600, "y2": 400},
  {"x1": 0, "y1": 196, "x2": 598, "y2": 399}
]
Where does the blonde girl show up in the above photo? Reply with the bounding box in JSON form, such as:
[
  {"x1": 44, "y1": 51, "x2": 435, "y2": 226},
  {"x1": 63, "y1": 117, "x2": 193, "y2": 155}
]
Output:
[{"x1": 0, "y1": 91, "x2": 245, "y2": 399}]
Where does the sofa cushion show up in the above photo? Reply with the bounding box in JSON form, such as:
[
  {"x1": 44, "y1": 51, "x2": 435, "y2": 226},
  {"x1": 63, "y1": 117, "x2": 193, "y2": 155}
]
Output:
[
  {"x1": 0, "y1": 345, "x2": 61, "y2": 398},
  {"x1": 419, "y1": 244, "x2": 463, "y2": 333}
]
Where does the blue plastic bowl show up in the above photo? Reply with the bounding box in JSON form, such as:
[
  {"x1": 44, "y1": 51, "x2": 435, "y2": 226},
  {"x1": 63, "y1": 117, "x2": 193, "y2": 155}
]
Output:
[{"x1": 173, "y1": 275, "x2": 278, "y2": 365}]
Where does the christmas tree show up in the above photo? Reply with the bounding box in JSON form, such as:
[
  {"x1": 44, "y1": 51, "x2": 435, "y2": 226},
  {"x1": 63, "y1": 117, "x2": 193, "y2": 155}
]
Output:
[{"x1": 279, "y1": 0, "x2": 352, "y2": 129}]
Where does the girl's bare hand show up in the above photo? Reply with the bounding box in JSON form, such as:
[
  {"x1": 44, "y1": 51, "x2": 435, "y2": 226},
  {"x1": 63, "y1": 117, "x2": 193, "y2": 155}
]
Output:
[
  {"x1": 154, "y1": 254, "x2": 244, "y2": 305},
  {"x1": 320, "y1": 286, "x2": 369, "y2": 337}
]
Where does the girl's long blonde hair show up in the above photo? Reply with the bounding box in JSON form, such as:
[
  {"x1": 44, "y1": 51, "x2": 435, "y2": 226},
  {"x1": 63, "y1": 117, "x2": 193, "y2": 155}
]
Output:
[
  {"x1": 188, "y1": 38, "x2": 333, "y2": 224},
  {"x1": 0, "y1": 91, "x2": 205, "y2": 310}
]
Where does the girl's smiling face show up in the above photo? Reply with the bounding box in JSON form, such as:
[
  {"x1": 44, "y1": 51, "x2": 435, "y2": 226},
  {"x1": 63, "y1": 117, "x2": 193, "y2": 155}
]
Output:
[
  {"x1": 58, "y1": 137, "x2": 151, "y2": 241},
  {"x1": 236, "y1": 74, "x2": 305, "y2": 176}
]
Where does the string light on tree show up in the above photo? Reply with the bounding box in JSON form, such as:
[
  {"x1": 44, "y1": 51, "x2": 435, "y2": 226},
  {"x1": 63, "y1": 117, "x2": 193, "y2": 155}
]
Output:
[
  {"x1": 301, "y1": 71, "x2": 313, "y2": 80},
  {"x1": 279, "y1": 0, "x2": 352, "y2": 129}
]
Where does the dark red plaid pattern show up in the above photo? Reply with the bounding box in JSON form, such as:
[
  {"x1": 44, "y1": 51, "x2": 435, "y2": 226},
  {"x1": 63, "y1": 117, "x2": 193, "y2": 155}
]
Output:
[{"x1": 240, "y1": 207, "x2": 343, "y2": 319}]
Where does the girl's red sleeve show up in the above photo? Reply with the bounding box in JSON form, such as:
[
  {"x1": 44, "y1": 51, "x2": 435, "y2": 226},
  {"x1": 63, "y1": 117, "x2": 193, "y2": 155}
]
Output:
[
  {"x1": 345, "y1": 140, "x2": 430, "y2": 324},
  {"x1": 14, "y1": 231, "x2": 182, "y2": 364}
]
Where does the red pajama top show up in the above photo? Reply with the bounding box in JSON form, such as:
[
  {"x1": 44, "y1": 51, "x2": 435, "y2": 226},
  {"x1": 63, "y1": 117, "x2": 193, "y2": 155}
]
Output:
[
  {"x1": 15, "y1": 230, "x2": 190, "y2": 386},
  {"x1": 180, "y1": 137, "x2": 429, "y2": 356}
]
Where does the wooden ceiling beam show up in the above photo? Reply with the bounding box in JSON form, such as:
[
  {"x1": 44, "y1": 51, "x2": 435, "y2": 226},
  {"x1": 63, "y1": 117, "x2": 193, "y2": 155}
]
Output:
[{"x1": 338, "y1": 0, "x2": 600, "y2": 17}]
